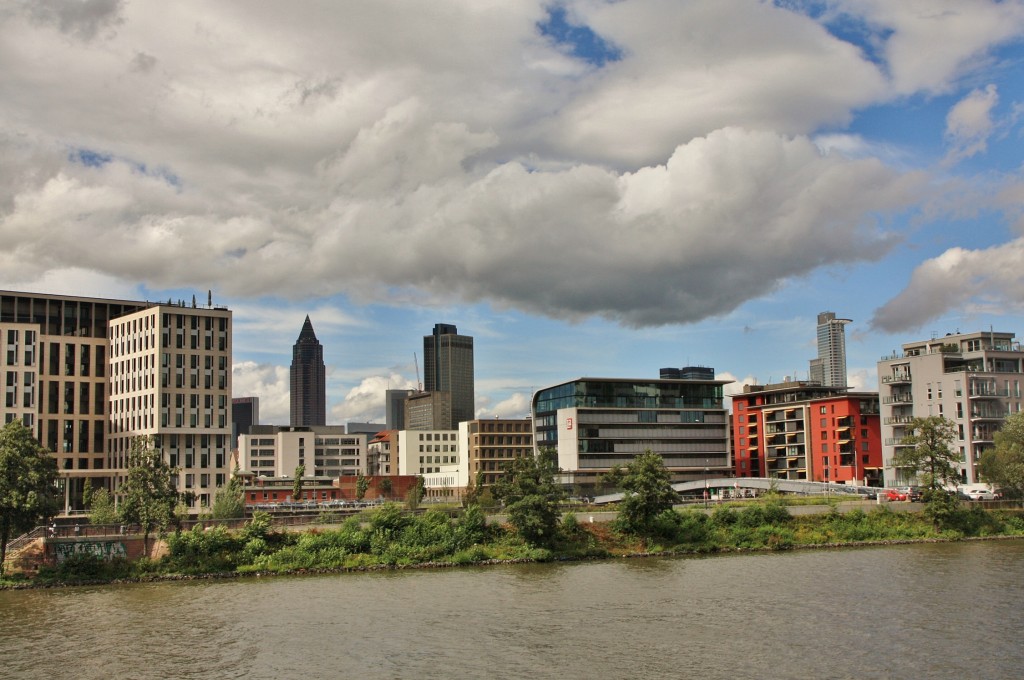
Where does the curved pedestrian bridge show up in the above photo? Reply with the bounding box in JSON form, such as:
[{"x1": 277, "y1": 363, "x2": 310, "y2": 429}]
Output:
[{"x1": 593, "y1": 477, "x2": 877, "y2": 505}]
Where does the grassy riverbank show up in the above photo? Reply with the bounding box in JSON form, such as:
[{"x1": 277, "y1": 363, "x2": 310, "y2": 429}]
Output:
[{"x1": 6, "y1": 500, "x2": 1024, "y2": 587}]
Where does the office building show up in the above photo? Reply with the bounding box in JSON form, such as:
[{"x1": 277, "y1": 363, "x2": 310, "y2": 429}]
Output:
[
  {"x1": 0, "y1": 289, "x2": 232, "y2": 512},
  {"x1": 877, "y1": 330, "x2": 1024, "y2": 486},
  {"x1": 809, "y1": 311, "x2": 851, "y2": 387},
  {"x1": 385, "y1": 388, "x2": 413, "y2": 430},
  {"x1": 396, "y1": 428, "x2": 466, "y2": 501},
  {"x1": 238, "y1": 425, "x2": 365, "y2": 478},
  {"x1": 423, "y1": 323, "x2": 474, "y2": 428},
  {"x1": 404, "y1": 390, "x2": 452, "y2": 431},
  {"x1": 290, "y1": 316, "x2": 326, "y2": 427},
  {"x1": 532, "y1": 374, "x2": 731, "y2": 489},
  {"x1": 232, "y1": 396, "x2": 259, "y2": 441},
  {"x1": 459, "y1": 418, "x2": 534, "y2": 487},
  {"x1": 731, "y1": 381, "x2": 882, "y2": 485}
]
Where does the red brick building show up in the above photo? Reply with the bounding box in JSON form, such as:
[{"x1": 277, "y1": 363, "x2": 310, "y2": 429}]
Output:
[{"x1": 732, "y1": 381, "x2": 882, "y2": 486}]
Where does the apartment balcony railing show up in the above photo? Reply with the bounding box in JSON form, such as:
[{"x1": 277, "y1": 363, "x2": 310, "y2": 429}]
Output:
[
  {"x1": 881, "y1": 374, "x2": 912, "y2": 384},
  {"x1": 884, "y1": 415, "x2": 915, "y2": 425},
  {"x1": 882, "y1": 394, "x2": 914, "y2": 404}
]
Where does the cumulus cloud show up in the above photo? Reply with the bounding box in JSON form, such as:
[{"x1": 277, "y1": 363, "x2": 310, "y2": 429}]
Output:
[
  {"x1": 0, "y1": 0, "x2": 1021, "y2": 332},
  {"x1": 476, "y1": 392, "x2": 533, "y2": 420},
  {"x1": 232, "y1": 361, "x2": 290, "y2": 426},
  {"x1": 870, "y1": 240, "x2": 1024, "y2": 332},
  {"x1": 944, "y1": 84, "x2": 999, "y2": 164},
  {"x1": 331, "y1": 374, "x2": 417, "y2": 425}
]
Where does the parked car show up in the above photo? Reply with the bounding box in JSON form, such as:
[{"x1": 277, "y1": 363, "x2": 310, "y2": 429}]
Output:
[
  {"x1": 859, "y1": 488, "x2": 878, "y2": 500},
  {"x1": 886, "y1": 489, "x2": 908, "y2": 502},
  {"x1": 904, "y1": 486, "x2": 924, "y2": 502},
  {"x1": 965, "y1": 488, "x2": 997, "y2": 501}
]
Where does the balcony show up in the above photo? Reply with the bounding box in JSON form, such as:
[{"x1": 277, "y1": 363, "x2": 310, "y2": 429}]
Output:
[
  {"x1": 881, "y1": 374, "x2": 912, "y2": 384},
  {"x1": 883, "y1": 394, "x2": 914, "y2": 404},
  {"x1": 884, "y1": 415, "x2": 915, "y2": 425}
]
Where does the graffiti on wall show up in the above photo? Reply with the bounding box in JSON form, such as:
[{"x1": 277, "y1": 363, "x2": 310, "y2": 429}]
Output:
[{"x1": 54, "y1": 541, "x2": 128, "y2": 562}]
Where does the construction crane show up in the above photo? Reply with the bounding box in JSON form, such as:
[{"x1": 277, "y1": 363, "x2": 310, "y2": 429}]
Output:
[{"x1": 414, "y1": 352, "x2": 422, "y2": 391}]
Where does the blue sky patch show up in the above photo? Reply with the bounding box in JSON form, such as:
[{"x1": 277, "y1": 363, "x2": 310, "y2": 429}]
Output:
[
  {"x1": 69, "y1": 148, "x2": 112, "y2": 167},
  {"x1": 538, "y1": 5, "x2": 622, "y2": 67}
]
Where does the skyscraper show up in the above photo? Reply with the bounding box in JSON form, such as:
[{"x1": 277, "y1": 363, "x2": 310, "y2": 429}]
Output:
[
  {"x1": 423, "y1": 323, "x2": 474, "y2": 428},
  {"x1": 809, "y1": 311, "x2": 851, "y2": 387},
  {"x1": 290, "y1": 316, "x2": 326, "y2": 426}
]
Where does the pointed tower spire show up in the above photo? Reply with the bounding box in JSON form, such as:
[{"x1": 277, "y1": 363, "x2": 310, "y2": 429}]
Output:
[{"x1": 291, "y1": 315, "x2": 326, "y2": 426}]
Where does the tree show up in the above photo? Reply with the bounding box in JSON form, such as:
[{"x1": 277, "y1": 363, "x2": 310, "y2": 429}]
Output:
[
  {"x1": 117, "y1": 436, "x2": 179, "y2": 556},
  {"x1": 978, "y1": 410, "x2": 1024, "y2": 498},
  {"x1": 210, "y1": 468, "x2": 245, "y2": 519},
  {"x1": 87, "y1": 487, "x2": 119, "y2": 525},
  {"x1": 292, "y1": 464, "x2": 305, "y2": 502},
  {"x1": 614, "y1": 451, "x2": 681, "y2": 536},
  {"x1": 492, "y1": 448, "x2": 564, "y2": 546},
  {"x1": 0, "y1": 422, "x2": 59, "y2": 574},
  {"x1": 893, "y1": 416, "x2": 962, "y2": 490},
  {"x1": 378, "y1": 477, "x2": 393, "y2": 498},
  {"x1": 355, "y1": 473, "x2": 369, "y2": 501}
]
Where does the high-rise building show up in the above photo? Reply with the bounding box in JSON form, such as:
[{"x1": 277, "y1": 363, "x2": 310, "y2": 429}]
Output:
[
  {"x1": 385, "y1": 388, "x2": 413, "y2": 430},
  {"x1": 290, "y1": 316, "x2": 326, "y2": 427},
  {"x1": 232, "y1": 396, "x2": 259, "y2": 442},
  {"x1": 0, "y1": 289, "x2": 233, "y2": 512},
  {"x1": 877, "y1": 330, "x2": 1024, "y2": 486},
  {"x1": 809, "y1": 311, "x2": 851, "y2": 387},
  {"x1": 422, "y1": 323, "x2": 474, "y2": 428}
]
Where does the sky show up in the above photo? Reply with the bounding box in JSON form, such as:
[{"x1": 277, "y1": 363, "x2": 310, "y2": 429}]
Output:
[{"x1": 2, "y1": 0, "x2": 1024, "y2": 426}]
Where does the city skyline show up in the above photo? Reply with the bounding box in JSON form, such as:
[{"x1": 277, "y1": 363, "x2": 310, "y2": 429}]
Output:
[{"x1": 2, "y1": 2, "x2": 1024, "y2": 425}]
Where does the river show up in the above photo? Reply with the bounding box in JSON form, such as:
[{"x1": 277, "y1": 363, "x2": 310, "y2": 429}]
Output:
[{"x1": 2, "y1": 540, "x2": 1022, "y2": 679}]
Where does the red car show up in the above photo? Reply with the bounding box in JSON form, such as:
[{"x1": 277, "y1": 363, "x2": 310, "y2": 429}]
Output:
[{"x1": 886, "y1": 489, "x2": 908, "y2": 502}]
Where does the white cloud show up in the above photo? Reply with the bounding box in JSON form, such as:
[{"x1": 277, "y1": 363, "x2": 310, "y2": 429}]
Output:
[
  {"x1": 476, "y1": 392, "x2": 532, "y2": 420},
  {"x1": 331, "y1": 373, "x2": 417, "y2": 425},
  {"x1": 2, "y1": 0, "x2": 1023, "y2": 390},
  {"x1": 231, "y1": 361, "x2": 290, "y2": 426},
  {"x1": 870, "y1": 240, "x2": 1024, "y2": 332},
  {"x1": 944, "y1": 84, "x2": 999, "y2": 164}
]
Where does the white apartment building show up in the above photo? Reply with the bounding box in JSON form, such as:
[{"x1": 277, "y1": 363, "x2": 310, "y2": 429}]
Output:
[
  {"x1": 878, "y1": 330, "x2": 1024, "y2": 486},
  {"x1": 396, "y1": 429, "x2": 468, "y2": 500},
  {"x1": 238, "y1": 425, "x2": 366, "y2": 479}
]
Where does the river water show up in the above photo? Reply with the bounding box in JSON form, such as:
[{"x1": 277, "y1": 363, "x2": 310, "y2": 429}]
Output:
[{"x1": 2, "y1": 540, "x2": 1022, "y2": 680}]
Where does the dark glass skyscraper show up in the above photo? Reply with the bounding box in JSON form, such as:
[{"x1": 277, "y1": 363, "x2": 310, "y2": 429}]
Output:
[
  {"x1": 290, "y1": 315, "x2": 326, "y2": 426},
  {"x1": 423, "y1": 323, "x2": 474, "y2": 428}
]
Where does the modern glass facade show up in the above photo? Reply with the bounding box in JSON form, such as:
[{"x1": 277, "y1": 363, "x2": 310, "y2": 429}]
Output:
[{"x1": 532, "y1": 377, "x2": 730, "y2": 484}]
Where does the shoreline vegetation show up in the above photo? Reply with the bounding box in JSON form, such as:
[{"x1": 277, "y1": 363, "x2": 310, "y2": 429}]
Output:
[{"x1": 4, "y1": 498, "x2": 1024, "y2": 589}]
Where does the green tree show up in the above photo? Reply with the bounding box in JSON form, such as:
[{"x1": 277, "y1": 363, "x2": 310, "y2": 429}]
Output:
[
  {"x1": 355, "y1": 473, "x2": 369, "y2": 501},
  {"x1": 978, "y1": 410, "x2": 1024, "y2": 498},
  {"x1": 0, "y1": 422, "x2": 59, "y2": 574},
  {"x1": 378, "y1": 477, "x2": 393, "y2": 498},
  {"x1": 87, "y1": 487, "x2": 119, "y2": 525},
  {"x1": 117, "y1": 436, "x2": 179, "y2": 556},
  {"x1": 405, "y1": 475, "x2": 426, "y2": 510},
  {"x1": 614, "y1": 451, "x2": 681, "y2": 536},
  {"x1": 492, "y1": 448, "x2": 564, "y2": 546},
  {"x1": 292, "y1": 464, "x2": 305, "y2": 502},
  {"x1": 210, "y1": 468, "x2": 245, "y2": 519},
  {"x1": 893, "y1": 416, "x2": 962, "y2": 490}
]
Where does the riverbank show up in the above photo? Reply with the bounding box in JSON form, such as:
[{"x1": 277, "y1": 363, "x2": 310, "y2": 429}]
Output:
[{"x1": 5, "y1": 501, "x2": 1024, "y2": 589}]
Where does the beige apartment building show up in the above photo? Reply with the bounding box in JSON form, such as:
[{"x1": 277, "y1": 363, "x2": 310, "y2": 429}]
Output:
[
  {"x1": 877, "y1": 330, "x2": 1024, "y2": 486},
  {"x1": 0, "y1": 290, "x2": 233, "y2": 512}
]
